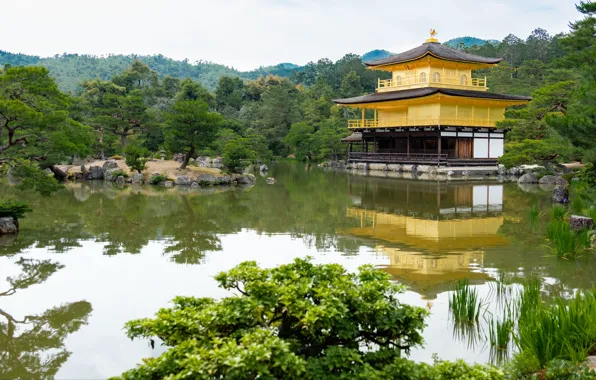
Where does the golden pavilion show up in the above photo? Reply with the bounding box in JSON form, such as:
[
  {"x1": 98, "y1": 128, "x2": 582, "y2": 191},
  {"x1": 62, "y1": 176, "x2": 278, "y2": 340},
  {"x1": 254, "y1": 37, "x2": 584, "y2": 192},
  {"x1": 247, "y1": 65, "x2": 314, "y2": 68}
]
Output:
[{"x1": 334, "y1": 32, "x2": 531, "y2": 166}]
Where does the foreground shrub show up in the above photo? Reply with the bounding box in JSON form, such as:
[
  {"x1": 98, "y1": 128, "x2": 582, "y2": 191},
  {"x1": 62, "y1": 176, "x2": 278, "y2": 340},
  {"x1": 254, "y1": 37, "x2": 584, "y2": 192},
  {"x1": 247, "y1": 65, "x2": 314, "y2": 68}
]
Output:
[{"x1": 113, "y1": 258, "x2": 430, "y2": 379}]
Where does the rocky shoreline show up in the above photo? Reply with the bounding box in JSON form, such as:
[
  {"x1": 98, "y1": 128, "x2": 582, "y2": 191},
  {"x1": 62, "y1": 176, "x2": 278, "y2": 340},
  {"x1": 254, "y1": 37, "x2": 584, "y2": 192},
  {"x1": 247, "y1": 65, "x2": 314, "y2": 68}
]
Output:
[{"x1": 58, "y1": 159, "x2": 256, "y2": 188}]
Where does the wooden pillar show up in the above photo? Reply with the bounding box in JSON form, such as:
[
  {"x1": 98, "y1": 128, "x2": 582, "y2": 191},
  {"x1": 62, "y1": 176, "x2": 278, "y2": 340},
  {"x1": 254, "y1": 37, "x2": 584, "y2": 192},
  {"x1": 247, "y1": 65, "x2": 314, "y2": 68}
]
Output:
[
  {"x1": 407, "y1": 132, "x2": 410, "y2": 157},
  {"x1": 361, "y1": 108, "x2": 365, "y2": 127},
  {"x1": 437, "y1": 131, "x2": 441, "y2": 166},
  {"x1": 373, "y1": 131, "x2": 377, "y2": 153}
]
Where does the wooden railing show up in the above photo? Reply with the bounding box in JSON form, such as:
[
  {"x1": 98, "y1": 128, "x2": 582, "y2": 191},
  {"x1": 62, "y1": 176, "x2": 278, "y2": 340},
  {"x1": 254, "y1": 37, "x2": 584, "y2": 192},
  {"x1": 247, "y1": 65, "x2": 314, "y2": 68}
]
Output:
[
  {"x1": 347, "y1": 117, "x2": 495, "y2": 129},
  {"x1": 377, "y1": 76, "x2": 487, "y2": 92},
  {"x1": 349, "y1": 152, "x2": 448, "y2": 165}
]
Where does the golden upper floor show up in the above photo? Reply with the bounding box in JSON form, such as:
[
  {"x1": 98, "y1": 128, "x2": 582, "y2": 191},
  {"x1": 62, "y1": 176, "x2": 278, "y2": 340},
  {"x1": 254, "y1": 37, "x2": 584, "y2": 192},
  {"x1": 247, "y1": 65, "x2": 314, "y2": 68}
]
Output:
[{"x1": 365, "y1": 39, "x2": 501, "y2": 93}]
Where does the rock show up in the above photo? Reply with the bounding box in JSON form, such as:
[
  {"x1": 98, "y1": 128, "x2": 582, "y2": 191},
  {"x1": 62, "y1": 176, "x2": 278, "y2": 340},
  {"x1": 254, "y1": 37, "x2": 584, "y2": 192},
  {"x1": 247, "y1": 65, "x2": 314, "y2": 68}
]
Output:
[
  {"x1": 369, "y1": 163, "x2": 388, "y2": 171},
  {"x1": 83, "y1": 166, "x2": 104, "y2": 180},
  {"x1": 266, "y1": 177, "x2": 276, "y2": 184},
  {"x1": 211, "y1": 157, "x2": 223, "y2": 168},
  {"x1": 401, "y1": 164, "x2": 415, "y2": 172},
  {"x1": 235, "y1": 174, "x2": 256, "y2": 185},
  {"x1": 585, "y1": 356, "x2": 596, "y2": 372},
  {"x1": 497, "y1": 165, "x2": 507, "y2": 176},
  {"x1": 115, "y1": 176, "x2": 125, "y2": 185},
  {"x1": 539, "y1": 175, "x2": 569, "y2": 187},
  {"x1": 131, "y1": 173, "x2": 144, "y2": 184},
  {"x1": 518, "y1": 173, "x2": 539, "y2": 184},
  {"x1": 164, "y1": 180, "x2": 174, "y2": 188},
  {"x1": 462, "y1": 170, "x2": 470, "y2": 177},
  {"x1": 102, "y1": 160, "x2": 118, "y2": 170},
  {"x1": 356, "y1": 163, "x2": 368, "y2": 171},
  {"x1": 345, "y1": 163, "x2": 353, "y2": 170},
  {"x1": 190, "y1": 182, "x2": 200, "y2": 188},
  {"x1": 427, "y1": 166, "x2": 438, "y2": 176},
  {"x1": 508, "y1": 167, "x2": 524, "y2": 176},
  {"x1": 80, "y1": 165, "x2": 87, "y2": 173},
  {"x1": 260, "y1": 164, "x2": 268, "y2": 172},
  {"x1": 104, "y1": 168, "x2": 122, "y2": 182},
  {"x1": 552, "y1": 185, "x2": 570, "y2": 203},
  {"x1": 447, "y1": 170, "x2": 455, "y2": 176},
  {"x1": 44, "y1": 168, "x2": 53, "y2": 176},
  {"x1": 217, "y1": 176, "x2": 231, "y2": 185},
  {"x1": 198, "y1": 174, "x2": 218, "y2": 186},
  {"x1": 175, "y1": 175, "x2": 192, "y2": 186},
  {"x1": 570, "y1": 215, "x2": 594, "y2": 231},
  {"x1": 387, "y1": 164, "x2": 402, "y2": 172},
  {"x1": 0, "y1": 217, "x2": 18, "y2": 234}
]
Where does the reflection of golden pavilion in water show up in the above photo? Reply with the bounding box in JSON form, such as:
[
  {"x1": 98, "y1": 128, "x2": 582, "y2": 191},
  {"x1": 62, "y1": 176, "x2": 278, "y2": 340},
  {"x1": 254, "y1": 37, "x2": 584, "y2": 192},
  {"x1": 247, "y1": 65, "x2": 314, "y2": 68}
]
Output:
[{"x1": 343, "y1": 183, "x2": 507, "y2": 299}]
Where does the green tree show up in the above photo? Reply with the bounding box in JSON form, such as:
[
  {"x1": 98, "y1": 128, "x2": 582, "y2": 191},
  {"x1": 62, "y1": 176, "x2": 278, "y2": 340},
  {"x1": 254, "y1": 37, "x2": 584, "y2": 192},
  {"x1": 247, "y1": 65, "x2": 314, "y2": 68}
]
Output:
[
  {"x1": 114, "y1": 258, "x2": 428, "y2": 379},
  {"x1": 165, "y1": 99, "x2": 223, "y2": 169},
  {"x1": 0, "y1": 66, "x2": 93, "y2": 194},
  {"x1": 339, "y1": 70, "x2": 363, "y2": 98},
  {"x1": 124, "y1": 144, "x2": 150, "y2": 173},
  {"x1": 550, "y1": 2, "x2": 596, "y2": 163},
  {"x1": 257, "y1": 78, "x2": 301, "y2": 154},
  {"x1": 215, "y1": 76, "x2": 244, "y2": 115},
  {"x1": 175, "y1": 78, "x2": 215, "y2": 107},
  {"x1": 284, "y1": 122, "x2": 315, "y2": 160},
  {"x1": 80, "y1": 79, "x2": 126, "y2": 159},
  {"x1": 222, "y1": 138, "x2": 256, "y2": 172}
]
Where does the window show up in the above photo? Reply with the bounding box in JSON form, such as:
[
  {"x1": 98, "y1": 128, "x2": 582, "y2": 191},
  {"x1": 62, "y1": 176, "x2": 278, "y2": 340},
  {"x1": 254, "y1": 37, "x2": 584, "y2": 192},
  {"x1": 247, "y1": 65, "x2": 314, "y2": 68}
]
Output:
[
  {"x1": 460, "y1": 75, "x2": 468, "y2": 85},
  {"x1": 395, "y1": 76, "x2": 402, "y2": 85},
  {"x1": 419, "y1": 72, "x2": 427, "y2": 83},
  {"x1": 432, "y1": 72, "x2": 441, "y2": 83}
]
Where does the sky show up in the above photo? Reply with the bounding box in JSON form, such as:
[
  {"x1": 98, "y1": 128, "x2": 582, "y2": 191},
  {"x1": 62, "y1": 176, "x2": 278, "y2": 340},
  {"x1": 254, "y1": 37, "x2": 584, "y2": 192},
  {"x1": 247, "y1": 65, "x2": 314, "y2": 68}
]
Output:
[{"x1": 2, "y1": 0, "x2": 579, "y2": 71}]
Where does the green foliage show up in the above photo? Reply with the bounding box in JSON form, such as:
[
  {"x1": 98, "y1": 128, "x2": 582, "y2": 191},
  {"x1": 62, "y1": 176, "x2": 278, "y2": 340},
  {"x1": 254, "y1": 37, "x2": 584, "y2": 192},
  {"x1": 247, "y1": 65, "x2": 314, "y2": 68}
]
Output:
[
  {"x1": 12, "y1": 162, "x2": 64, "y2": 196},
  {"x1": 0, "y1": 200, "x2": 32, "y2": 219},
  {"x1": 499, "y1": 139, "x2": 571, "y2": 168},
  {"x1": 114, "y1": 258, "x2": 429, "y2": 379},
  {"x1": 124, "y1": 144, "x2": 150, "y2": 173},
  {"x1": 285, "y1": 122, "x2": 315, "y2": 160},
  {"x1": 222, "y1": 138, "x2": 256, "y2": 173},
  {"x1": 165, "y1": 99, "x2": 223, "y2": 168},
  {"x1": 578, "y1": 163, "x2": 596, "y2": 186},
  {"x1": 148, "y1": 174, "x2": 168, "y2": 185}
]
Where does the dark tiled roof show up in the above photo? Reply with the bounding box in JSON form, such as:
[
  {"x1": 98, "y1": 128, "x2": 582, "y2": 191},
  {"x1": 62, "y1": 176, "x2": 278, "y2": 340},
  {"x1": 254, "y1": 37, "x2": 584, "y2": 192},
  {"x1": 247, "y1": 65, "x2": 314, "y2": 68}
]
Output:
[
  {"x1": 365, "y1": 42, "x2": 502, "y2": 67},
  {"x1": 333, "y1": 87, "x2": 531, "y2": 105}
]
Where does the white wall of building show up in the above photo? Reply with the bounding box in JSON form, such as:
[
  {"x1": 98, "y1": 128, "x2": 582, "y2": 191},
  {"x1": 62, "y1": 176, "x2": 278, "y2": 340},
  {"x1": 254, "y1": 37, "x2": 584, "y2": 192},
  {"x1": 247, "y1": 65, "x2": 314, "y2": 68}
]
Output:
[{"x1": 473, "y1": 138, "x2": 489, "y2": 158}]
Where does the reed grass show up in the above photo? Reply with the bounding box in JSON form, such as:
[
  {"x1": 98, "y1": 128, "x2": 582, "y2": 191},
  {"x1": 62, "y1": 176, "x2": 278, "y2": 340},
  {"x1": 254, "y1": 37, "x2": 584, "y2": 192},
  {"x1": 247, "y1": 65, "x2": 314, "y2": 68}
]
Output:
[
  {"x1": 528, "y1": 204, "x2": 541, "y2": 226},
  {"x1": 516, "y1": 289, "x2": 596, "y2": 367},
  {"x1": 551, "y1": 205, "x2": 567, "y2": 222},
  {"x1": 546, "y1": 220, "x2": 590, "y2": 260},
  {"x1": 449, "y1": 280, "x2": 483, "y2": 323}
]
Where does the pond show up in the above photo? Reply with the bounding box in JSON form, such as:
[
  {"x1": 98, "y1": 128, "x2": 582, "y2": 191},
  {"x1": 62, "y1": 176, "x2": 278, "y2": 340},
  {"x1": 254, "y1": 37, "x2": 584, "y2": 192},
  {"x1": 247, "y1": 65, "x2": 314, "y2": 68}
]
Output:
[{"x1": 1, "y1": 162, "x2": 595, "y2": 379}]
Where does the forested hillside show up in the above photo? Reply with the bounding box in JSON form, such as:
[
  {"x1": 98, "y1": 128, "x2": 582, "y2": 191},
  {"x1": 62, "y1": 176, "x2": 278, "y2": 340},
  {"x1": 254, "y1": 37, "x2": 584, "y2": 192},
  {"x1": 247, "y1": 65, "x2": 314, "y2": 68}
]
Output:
[{"x1": 0, "y1": 52, "x2": 307, "y2": 92}]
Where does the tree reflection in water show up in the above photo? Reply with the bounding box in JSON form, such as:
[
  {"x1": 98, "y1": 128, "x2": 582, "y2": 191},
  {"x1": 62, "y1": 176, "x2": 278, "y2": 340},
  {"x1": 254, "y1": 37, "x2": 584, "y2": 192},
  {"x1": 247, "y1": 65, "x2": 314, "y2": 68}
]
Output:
[{"x1": 0, "y1": 258, "x2": 92, "y2": 380}]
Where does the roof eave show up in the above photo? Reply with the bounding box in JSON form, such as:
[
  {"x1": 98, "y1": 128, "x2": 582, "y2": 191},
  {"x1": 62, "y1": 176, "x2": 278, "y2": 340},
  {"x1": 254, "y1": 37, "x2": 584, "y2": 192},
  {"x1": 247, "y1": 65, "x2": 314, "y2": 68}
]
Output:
[{"x1": 365, "y1": 52, "x2": 502, "y2": 68}]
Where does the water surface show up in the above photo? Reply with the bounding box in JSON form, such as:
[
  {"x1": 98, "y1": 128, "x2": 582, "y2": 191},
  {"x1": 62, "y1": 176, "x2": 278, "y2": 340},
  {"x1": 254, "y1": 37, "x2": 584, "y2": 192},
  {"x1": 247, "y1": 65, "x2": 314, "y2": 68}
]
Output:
[{"x1": 1, "y1": 163, "x2": 595, "y2": 379}]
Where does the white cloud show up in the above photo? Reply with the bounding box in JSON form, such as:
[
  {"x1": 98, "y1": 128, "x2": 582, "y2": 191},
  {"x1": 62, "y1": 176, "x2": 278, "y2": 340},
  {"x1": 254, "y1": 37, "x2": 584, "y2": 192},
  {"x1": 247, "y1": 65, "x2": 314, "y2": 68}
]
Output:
[{"x1": 1, "y1": 0, "x2": 579, "y2": 70}]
